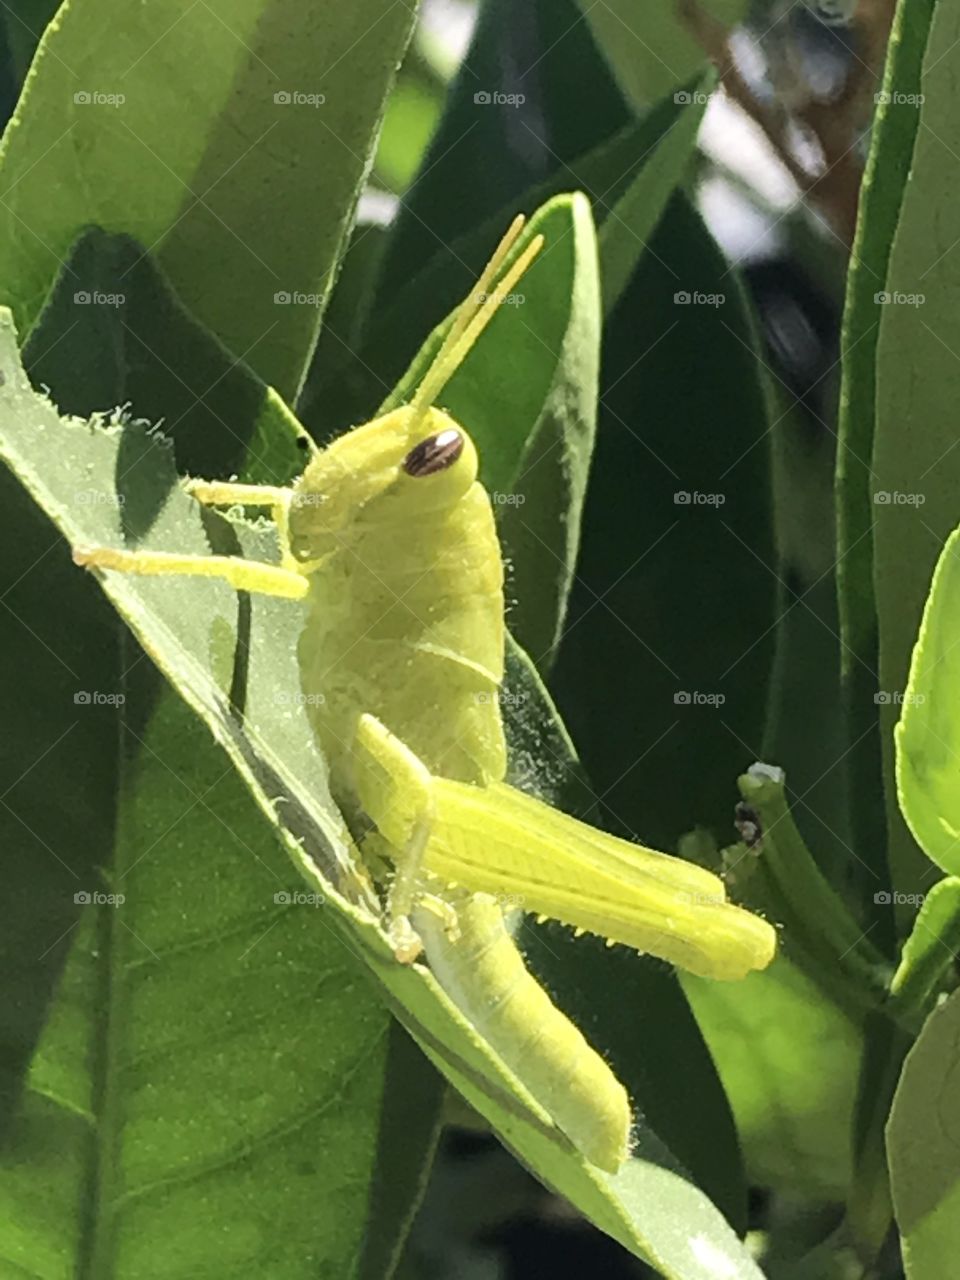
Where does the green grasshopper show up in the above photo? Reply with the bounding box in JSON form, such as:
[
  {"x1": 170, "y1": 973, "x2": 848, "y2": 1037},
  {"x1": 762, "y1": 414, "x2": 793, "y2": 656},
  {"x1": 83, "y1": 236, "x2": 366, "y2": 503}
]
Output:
[{"x1": 74, "y1": 215, "x2": 776, "y2": 1172}]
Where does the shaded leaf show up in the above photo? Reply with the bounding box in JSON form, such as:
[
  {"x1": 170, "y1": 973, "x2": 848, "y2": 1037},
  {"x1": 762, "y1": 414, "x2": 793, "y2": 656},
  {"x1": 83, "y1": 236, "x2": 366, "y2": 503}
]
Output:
[
  {"x1": 897, "y1": 524, "x2": 960, "y2": 876},
  {"x1": 576, "y1": 0, "x2": 747, "y2": 106},
  {"x1": 375, "y1": 0, "x2": 629, "y2": 298},
  {"x1": 551, "y1": 192, "x2": 775, "y2": 851},
  {"x1": 888, "y1": 989, "x2": 960, "y2": 1279},
  {"x1": 835, "y1": 0, "x2": 937, "y2": 946},
  {"x1": 0, "y1": 0, "x2": 416, "y2": 398},
  {"x1": 0, "y1": 233, "x2": 440, "y2": 1276},
  {"x1": 682, "y1": 957, "x2": 861, "y2": 1198},
  {"x1": 871, "y1": 0, "x2": 960, "y2": 909}
]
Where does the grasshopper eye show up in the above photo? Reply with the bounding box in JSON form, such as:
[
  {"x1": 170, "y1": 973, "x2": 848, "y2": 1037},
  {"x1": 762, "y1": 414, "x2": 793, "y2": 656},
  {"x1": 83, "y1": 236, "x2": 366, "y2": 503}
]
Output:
[{"x1": 403, "y1": 429, "x2": 464, "y2": 478}]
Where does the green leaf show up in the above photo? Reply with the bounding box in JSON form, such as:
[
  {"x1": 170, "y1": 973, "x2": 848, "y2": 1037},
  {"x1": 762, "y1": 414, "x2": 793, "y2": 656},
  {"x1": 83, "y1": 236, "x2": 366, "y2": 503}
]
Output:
[
  {"x1": 896, "y1": 525, "x2": 960, "y2": 875},
  {"x1": 682, "y1": 958, "x2": 862, "y2": 1198},
  {"x1": 835, "y1": 0, "x2": 937, "y2": 941},
  {"x1": 0, "y1": 234, "x2": 442, "y2": 1275},
  {"x1": 0, "y1": 0, "x2": 416, "y2": 399},
  {"x1": 551, "y1": 193, "x2": 775, "y2": 851},
  {"x1": 303, "y1": 76, "x2": 713, "y2": 454},
  {"x1": 596, "y1": 71, "x2": 714, "y2": 311},
  {"x1": 375, "y1": 0, "x2": 630, "y2": 299},
  {"x1": 575, "y1": 0, "x2": 748, "y2": 106},
  {"x1": 870, "y1": 0, "x2": 960, "y2": 909},
  {"x1": 0, "y1": 468, "x2": 122, "y2": 1127},
  {"x1": 888, "y1": 988, "x2": 960, "y2": 1278},
  {"x1": 356, "y1": 77, "x2": 714, "y2": 415},
  {"x1": 22, "y1": 228, "x2": 309, "y2": 485},
  {"x1": 0, "y1": 312, "x2": 763, "y2": 1279},
  {"x1": 890, "y1": 878, "x2": 960, "y2": 1018},
  {"x1": 1, "y1": 690, "x2": 399, "y2": 1278}
]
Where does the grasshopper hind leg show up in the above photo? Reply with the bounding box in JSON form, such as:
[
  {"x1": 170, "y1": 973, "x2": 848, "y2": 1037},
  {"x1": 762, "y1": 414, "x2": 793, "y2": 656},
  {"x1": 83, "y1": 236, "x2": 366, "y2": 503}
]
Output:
[{"x1": 351, "y1": 712, "x2": 450, "y2": 962}]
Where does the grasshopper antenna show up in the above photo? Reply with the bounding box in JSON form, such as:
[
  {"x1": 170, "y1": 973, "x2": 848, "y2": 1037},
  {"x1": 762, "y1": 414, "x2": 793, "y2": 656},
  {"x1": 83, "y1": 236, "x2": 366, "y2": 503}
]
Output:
[{"x1": 409, "y1": 214, "x2": 544, "y2": 425}]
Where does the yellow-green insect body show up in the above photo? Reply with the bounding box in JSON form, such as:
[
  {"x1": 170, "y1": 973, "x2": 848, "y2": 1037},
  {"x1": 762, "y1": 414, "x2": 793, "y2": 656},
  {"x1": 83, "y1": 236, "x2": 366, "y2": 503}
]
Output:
[
  {"x1": 289, "y1": 404, "x2": 506, "y2": 799},
  {"x1": 284, "y1": 392, "x2": 636, "y2": 1167},
  {"x1": 73, "y1": 213, "x2": 776, "y2": 1175}
]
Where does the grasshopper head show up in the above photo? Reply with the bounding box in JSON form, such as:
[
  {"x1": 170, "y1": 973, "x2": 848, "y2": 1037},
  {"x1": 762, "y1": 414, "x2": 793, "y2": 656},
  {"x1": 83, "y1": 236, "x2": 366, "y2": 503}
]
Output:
[
  {"x1": 287, "y1": 214, "x2": 542, "y2": 565},
  {"x1": 287, "y1": 405, "x2": 479, "y2": 563}
]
